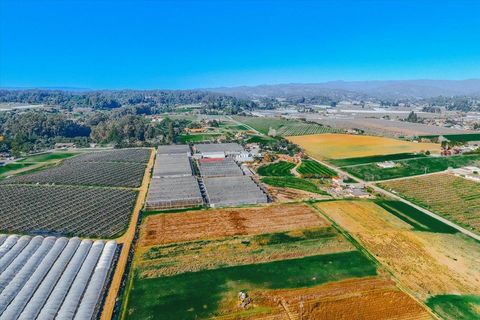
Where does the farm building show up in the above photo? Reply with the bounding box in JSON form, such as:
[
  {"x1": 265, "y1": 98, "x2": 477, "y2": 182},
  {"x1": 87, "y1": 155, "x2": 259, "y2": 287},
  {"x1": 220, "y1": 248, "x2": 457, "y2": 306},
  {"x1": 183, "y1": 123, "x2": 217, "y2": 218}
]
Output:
[
  {"x1": 157, "y1": 144, "x2": 191, "y2": 156},
  {"x1": 153, "y1": 154, "x2": 193, "y2": 177},
  {"x1": 147, "y1": 145, "x2": 203, "y2": 210},
  {"x1": 377, "y1": 161, "x2": 396, "y2": 169},
  {"x1": 198, "y1": 158, "x2": 243, "y2": 178},
  {"x1": 195, "y1": 143, "x2": 244, "y2": 158},
  {"x1": 145, "y1": 176, "x2": 203, "y2": 210},
  {"x1": 0, "y1": 234, "x2": 117, "y2": 319},
  {"x1": 204, "y1": 176, "x2": 269, "y2": 207}
]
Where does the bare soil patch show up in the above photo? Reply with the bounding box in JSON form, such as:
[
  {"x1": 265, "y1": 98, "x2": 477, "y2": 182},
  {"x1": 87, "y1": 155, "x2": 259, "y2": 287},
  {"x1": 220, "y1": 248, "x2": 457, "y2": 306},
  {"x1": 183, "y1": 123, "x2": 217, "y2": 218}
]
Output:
[{"x1": 140, "y1": 203, "x2": 328, "y2": 246}]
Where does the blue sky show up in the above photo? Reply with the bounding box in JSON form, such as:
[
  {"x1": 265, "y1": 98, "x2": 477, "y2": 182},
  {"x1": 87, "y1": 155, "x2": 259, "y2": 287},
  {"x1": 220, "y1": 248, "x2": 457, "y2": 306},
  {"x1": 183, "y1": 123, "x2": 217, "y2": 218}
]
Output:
[{"x1": 1, "y1": 0, "x2": 479, "y2": 89}]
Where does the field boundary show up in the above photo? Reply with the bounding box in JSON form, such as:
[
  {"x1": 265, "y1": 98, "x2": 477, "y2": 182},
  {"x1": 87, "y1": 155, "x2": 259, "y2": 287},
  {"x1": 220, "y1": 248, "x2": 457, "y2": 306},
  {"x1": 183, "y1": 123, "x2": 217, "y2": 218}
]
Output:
[{"x1": 101, "y1": 147, "x2": 155, "y2": 320}]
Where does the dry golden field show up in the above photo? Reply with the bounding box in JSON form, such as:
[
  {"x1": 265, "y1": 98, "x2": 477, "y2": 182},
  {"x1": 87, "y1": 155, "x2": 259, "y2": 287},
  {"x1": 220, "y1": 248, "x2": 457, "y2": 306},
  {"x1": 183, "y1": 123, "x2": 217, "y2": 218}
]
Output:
[
  {"x1": 288, "y1": 133, "x2": 439, "y2": 159},
  {"x1": 381, "y1": 173, "x2": 480, "y2": 234},
  {"x1": 316, "y1": 200, "x2": 480, "y2": 300}
]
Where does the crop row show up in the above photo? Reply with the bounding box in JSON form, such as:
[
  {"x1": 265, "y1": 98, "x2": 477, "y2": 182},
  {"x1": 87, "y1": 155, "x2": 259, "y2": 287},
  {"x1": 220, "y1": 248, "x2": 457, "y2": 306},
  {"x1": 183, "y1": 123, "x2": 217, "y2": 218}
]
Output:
[
  {"x1": 381, "y1": 174, "x2": 480, "y2": 234},
  {"x1": 297, "y1": 160, "x2": 337, "y2": 178},
  {"x1": 0, "y1": 184, "x2": 137, "y2": 238},
  {"x1": 68, "y1": 148, "x2": 151, "y2": 163},
  {"x1": 2, "y1": 161, "x2": 146, "y2": 188}
]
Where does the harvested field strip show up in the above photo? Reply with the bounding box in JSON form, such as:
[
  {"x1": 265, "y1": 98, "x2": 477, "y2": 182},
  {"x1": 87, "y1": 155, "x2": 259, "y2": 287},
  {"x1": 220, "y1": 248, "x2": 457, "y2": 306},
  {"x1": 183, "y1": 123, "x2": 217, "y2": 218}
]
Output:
[
  {"x1": 270, "y1": 277, "x2": 432, "y2": 320},
  {"x1": 297, "y1": 159, "x2": 337, "y2": 178},
  {"x1": 344, "y1": 154, "x2": 480, "y2": 181},
  {"x1": 375, "y1": 200, "x2": 458, "y2": 234},
  {"x1": 288, "y1": 133, "x2": 438, "y2": 160},
  {"x1": 261, "y1": 176, "x2": 328, "y2": 195},
  {"x1": 126, "y1": 251, "x2": 377, "y2": 320},
  {"x1": 257, "y1": 161, "x2": 295, "y2": 176},
  {"x1": 426, "y1": 294, "x2": 480, "y2": 320},
  {"x1": 137, "y1": 227, "x2": 355, "y2": 277},
  {"x1": 381, "y1": 174, "x2": 480, "y2": 234},
  {"x1": 316, "y1": 200, "x2": 480, "y2": 301},
  {"x1": 140, "y1": 203, "x2": 328, "y2": 246},
  {"x1": 329, "y1": 152, "x2": 426, "y2": 167}
]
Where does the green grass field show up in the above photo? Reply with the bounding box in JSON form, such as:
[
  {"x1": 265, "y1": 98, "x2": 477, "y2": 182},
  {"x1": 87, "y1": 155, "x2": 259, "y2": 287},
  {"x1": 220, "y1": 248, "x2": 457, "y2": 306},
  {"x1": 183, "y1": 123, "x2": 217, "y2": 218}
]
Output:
[
  {"x1": 261, "y1": 176, "x2": 327, "y2": 194},
  {"x1": 179, "y1": 134, "x2": 220, "y2": 143},
  {"x1": 420, "y1": 133, "x2": 480, "y2": 142},
  {"x1": 257, "y1": 161, "x2": 295, "y2": 176},
  {"x1": 297, "y1": 160, "x2": 337, "y2": 178},
  {"x1": 344, "y1": 154, "x2": 480, "y2": 181},
  {"x1": 329, "y1": 153, "x2": 427, "y2": 167},
  {"x1": 0, "y1": 163, "x2": 35, "y2": 176},
  {"x1": 374, "y1": 200, "x2": 458, "y2": 233},
  {"x1": 126, "y1": 251, "x2": 377, "y2": 320},
  {"x1": 246, "y1": 135, "x2": 277, "y2": 145},
  {"x1": 19, "y1": 152, "x2": 79, "y2": 163},
  {"x1": 427, "y1": 294, "x2": 480, "y2": 320}
]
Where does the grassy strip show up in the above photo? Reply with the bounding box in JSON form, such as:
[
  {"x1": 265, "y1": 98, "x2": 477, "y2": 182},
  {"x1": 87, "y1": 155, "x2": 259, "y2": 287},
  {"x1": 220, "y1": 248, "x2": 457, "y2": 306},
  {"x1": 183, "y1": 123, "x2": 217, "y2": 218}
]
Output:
[
  {"x1": 261, "y1": 176, "x2": 327, "y2": 195},
  {"x1": 344, "y1": 154, "x2": 480, "y2": 181},
  {"x1": 19, "y1": 152, "x2": 79, "y2": 163},
  {"x1": 426, "y1": 294, "x2": 480, "y2": 320},
  {"x1": 257, "y1": 161, "x2": 295, "y2": 176},
  {"x1": 297, "y1": 159, "x2": 337, "y2": 178},
  {"x1": 127, "y1": 251, "x2": 377, "y2": 319},
  {"x1": 0, "y1": 163, "x2": 34, "y2": 176},
  {"x1": 420, "y1": 133, "x2": 480, "y2": 142},
  {"x1": 179, "y1": 134, "x2": 220, "y2": 143},
  {"x1": 374, "y1": 200, "x2": 458, "y2": 234},
  {"x1": 329, "y1": 153, "x2": 426, "y2": 167}
]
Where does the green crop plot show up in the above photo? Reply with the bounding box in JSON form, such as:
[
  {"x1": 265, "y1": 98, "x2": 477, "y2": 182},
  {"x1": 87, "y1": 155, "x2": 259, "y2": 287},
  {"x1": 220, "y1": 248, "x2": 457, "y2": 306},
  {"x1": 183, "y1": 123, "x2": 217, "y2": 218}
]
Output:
[
  {"x1": 261, "y1": 176, "x2": 327, "y2": 194},
  {"x1": 179, "y1": 134, "x2": 220, "y2": 143},
  {"x1": 329, "y1": 153, "x2": 426, "y2": 167},
  {"x1": 344, "y1": 154, "x2": 480, "y2": 181},
  {"x1": 246, "y1": 135, "x2": 277, "y2": 145},
  {"x1": 19, "y1": 152, "x2": 79, "y2": 163},
  {"x1": 420, "y1": 133, "x2": 480, "y2": 143},
  {"x1": 257, "y1": 161, "x2": 295, "y2": 176},
  {"x1": 126, "y1": 251, "x2": 377, "y2": 320},
  {"x1": 0, "y1": 163, "x2": 34, "y2": 176},
  {"x1": 427, "y1": 294, "x2": 480, "y2": 320},
  {"x1": 374, "y1": 200, "x2": 458, "y2": 233},
  {"x1": 233, "y1": 116, "x2": 340, "y2": 136},
  {"x1": 297, "y1": 160, "x2": 337, "y2": 178}
]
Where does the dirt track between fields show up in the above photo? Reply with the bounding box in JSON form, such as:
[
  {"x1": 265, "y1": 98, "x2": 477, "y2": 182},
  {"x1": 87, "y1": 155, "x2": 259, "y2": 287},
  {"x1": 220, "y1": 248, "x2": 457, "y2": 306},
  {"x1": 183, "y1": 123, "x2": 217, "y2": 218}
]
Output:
[{"x1": 100, "y1": 148, "x2": 155, "y2": 320}]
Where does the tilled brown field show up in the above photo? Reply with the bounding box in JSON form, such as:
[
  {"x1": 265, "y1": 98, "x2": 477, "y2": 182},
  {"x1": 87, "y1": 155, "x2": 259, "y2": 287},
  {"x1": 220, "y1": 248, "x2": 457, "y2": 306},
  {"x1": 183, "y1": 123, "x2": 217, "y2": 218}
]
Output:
[
  {"x1": 140, "y1": 203, "x2": 328, "y2": 246},
  {"x1": 316, "y1": 200, "x2": 480, "y2": 300},
  {"x1": 215, "y1": 277, "x2": 432, "y2": 320}
]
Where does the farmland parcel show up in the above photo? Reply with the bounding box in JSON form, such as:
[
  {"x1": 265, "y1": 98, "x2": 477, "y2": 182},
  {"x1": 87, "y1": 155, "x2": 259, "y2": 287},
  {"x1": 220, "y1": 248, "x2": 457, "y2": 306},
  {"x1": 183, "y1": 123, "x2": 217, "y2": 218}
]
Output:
[
  {"x1": 288, "y1": 133, "x2": 438, "y2": 159},
  {"x1": 381, "y1": 173, "x2": 480, "y2": 234},
  {"x1": 316, "y1": 200, "x2": 480, "y2": 319},
  {"x1": 125, "y1": 203, "x2": 431, "y2": 319}
]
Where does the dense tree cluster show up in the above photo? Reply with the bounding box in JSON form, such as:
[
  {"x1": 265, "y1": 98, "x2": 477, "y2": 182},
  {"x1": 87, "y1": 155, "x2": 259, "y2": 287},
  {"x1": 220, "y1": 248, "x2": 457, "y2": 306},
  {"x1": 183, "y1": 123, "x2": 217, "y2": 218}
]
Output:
[{"x1": 0, "y1": 89, "x2": 257, "y2": 113}]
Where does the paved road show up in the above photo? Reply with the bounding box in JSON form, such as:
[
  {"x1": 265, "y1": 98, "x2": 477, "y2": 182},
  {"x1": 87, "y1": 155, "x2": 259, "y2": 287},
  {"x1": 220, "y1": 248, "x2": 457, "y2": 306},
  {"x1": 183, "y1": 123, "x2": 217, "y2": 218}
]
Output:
[{"x1": 311, "y1": 157, "x2": 480, "y2": 241}]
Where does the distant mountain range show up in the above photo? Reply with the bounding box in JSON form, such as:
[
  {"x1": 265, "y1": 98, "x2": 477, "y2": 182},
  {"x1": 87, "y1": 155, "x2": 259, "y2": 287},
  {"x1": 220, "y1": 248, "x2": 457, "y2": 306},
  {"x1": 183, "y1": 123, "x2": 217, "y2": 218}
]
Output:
[{"x1": 206, "y1": 79, "x2": 480, "y2": 100}]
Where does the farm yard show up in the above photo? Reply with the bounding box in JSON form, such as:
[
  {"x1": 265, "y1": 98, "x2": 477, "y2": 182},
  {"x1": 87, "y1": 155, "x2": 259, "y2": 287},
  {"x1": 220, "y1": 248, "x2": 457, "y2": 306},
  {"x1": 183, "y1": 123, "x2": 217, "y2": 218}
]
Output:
[
  {"x1": 316, "y1": 200, "x2": 480, "y2": 319},
  {"x1": 381, "y1": 173, "x2": 480, "y2": 234},
  {"x1": 0, "y1": 184, "x2": 137, "y2": 237},
  {"x1": 233, "y1": 116, "x2": 341, "y2": 136},
  {"x1": 288, "y1": 133, "x2": 439, "y2": 159},
  {"x1": 344, "y1": 153, "x2": 480, "y2": 181}
]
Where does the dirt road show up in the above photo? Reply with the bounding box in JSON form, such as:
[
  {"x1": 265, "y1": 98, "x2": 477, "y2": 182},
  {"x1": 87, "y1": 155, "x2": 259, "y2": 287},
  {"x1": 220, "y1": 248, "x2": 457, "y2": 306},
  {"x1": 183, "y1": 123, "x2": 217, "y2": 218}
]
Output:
[{"x1": 100, "y1": 148, "x2": 155, "y2": 320}]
